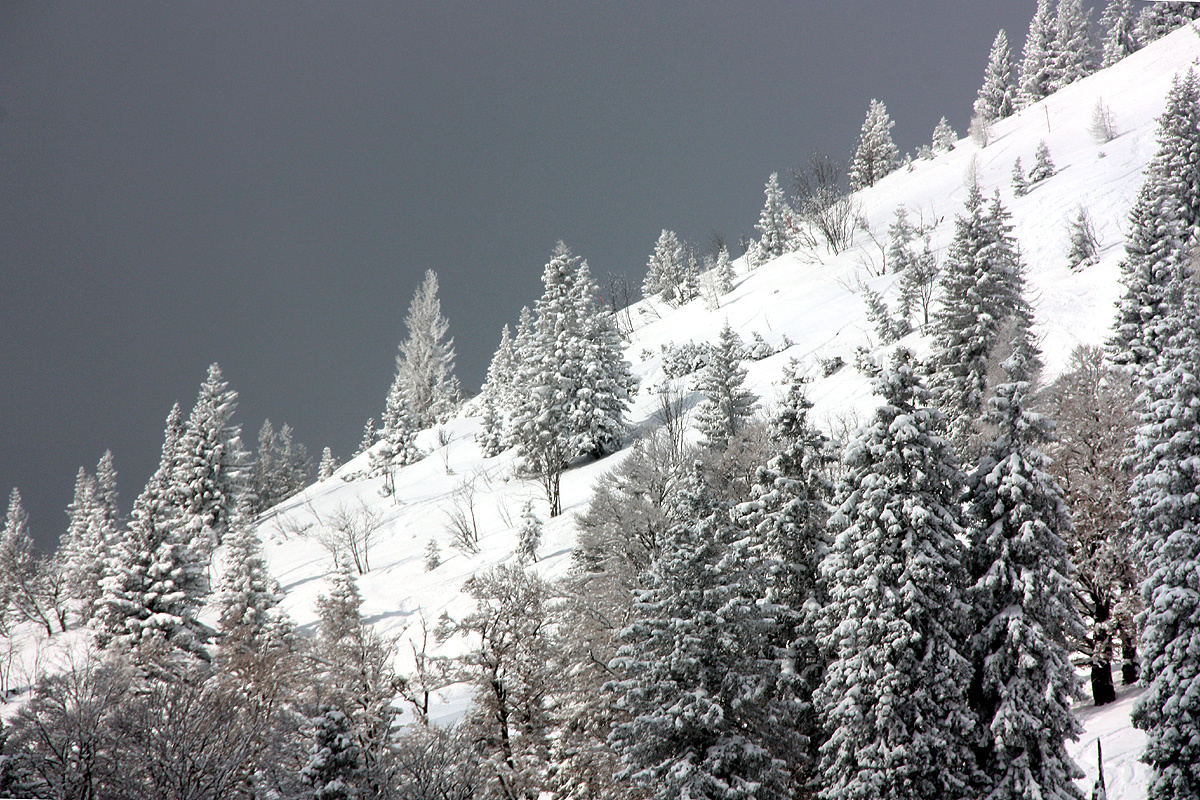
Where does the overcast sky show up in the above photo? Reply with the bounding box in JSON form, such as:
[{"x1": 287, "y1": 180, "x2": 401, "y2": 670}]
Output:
[{"x1": 2, "y1": 1, "x2": 1052, "y2": 548}]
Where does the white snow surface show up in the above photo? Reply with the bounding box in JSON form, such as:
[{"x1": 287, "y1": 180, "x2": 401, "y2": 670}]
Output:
[{"x1": 9, "y1": 23, "x2": 1198, "y2": 798}]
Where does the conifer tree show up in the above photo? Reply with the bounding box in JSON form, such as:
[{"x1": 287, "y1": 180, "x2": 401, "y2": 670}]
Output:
[
  {"x1": 175, "y1": 363, "x2": 251, "y2": 563},
  {"x1": 975, "y1": 29, "x2": 1017, "y2": 122},
  {"x1": 1050, "y1": 0, "x2": 1096, "y2": 92},
  {"x1": 60, "y1": 467, "x2": 99, "y2": 619},
  {"x1": 1011, "y1": 157, "x2": 1029, "y2": 196},
  {"x1": 964, "y1": 351, "x2": 1086, "y2": 800},
  {"x1": 848, "y1": 99, "x2": 899, "y2": 190},
  {"x1": 642, "y1": 229, "x2": 684, "y2": 302},
  {"x1": 1111, "y1": 71, "x2": 1200, "y2": 377},
  {"x1": 516, "y1": 500, "x2": 542, "y2": 564},
  {"x1": 1100, "y1": 0, "x2": 1138, "y2": 66},
  {"x1": 1135, "y1": 2, "x2": 1200, "y2": 46},
  {"x1": 1019, "y1": 0, "x2": 1058, "y2": 106},
  {"x1": 1067, "y1": 207, "x2": 1100, "y2": 270},
  {"x1": 482, "y1": 323, "x2": 517, "y2": 410},
  {"x1": 0, "y1": 489, "x2": 60, "y2": 635},
  {"x1": 1030, "y1": 140, "x2": 1057, "y2": 184},
  {"x1": 355, "y1": 418, "x2": 377, "y2": 457},
  {"x1": 816, "y1": 349, "x2": 978, "y2": 800},
  {"x1": 756, "y1": 173, "x2": 792, "y2": 260},
  {"x1": 301, "y1": 706, "x2": 361, "y2": 800},
  {"x1": 711, "y1": 245, "x2": 735, "y2": 297},
  {"x1": 318, "y1": 447, "x2": 338, "y2": 480},
  {"x1": 931, "y1": 116, "x2": 957, "y2": 153},
  {"x1": 694, "y1": 322, "x2": 759, "y2": 450},
  {"x1": 393, "y1": 269, "x2": 460, "y2": 428},
  {"x1": 252, "y1": 419, "x2": 311, "y2": 512},
  {"x1": 1128, "y1": 258, "x2": 1200, "y2": 800},
  {"x1": 216, "y1": 505, "x2": 287, "y2": 652},
  {"x1": 95, "y1": 404, "x2": 212, "y2": 661},
  {"x1": 379, "y1": 370, "x2": 422, "y2": 469}
]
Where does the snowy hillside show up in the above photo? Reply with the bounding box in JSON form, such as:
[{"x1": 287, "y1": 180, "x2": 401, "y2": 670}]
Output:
[{"x1": 236, "y1": 22, "x2": 1197, "y2": 797}]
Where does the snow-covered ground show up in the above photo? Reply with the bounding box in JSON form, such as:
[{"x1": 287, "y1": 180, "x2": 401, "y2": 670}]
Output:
[{"x1": 8, "y1": 21, "x2": 1198, "y2": 799}]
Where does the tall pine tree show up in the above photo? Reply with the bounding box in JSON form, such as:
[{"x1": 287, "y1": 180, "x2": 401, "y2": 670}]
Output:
[
  {"x1": 1019, "y1": 0, "x2": 1058, "y2": 106},
  {"x1": 975, "y1": 29, "x2": 1017, "y2": 122},
  {"x1": 848, "y1": 99, "x2": 899, "y2": 190}
]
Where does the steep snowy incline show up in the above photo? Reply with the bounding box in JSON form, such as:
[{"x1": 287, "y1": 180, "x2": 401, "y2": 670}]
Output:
[{"x1": 251, "y1": 21, "x2": 1200, "y2": 784}]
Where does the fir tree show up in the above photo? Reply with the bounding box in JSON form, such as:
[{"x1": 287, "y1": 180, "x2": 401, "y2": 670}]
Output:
[
  {"x1": 816, "y1": 349, "x2": 978, "y2": 800},
  {"x1": 694, "y1": 322, "x2": 759, "y2": 451},
  {"x1": 1135, "y1": 2, "x2": 1200, "y2": 46},
  {"x1": 252, "y1": 419, "x2": 311, "y2": 512},
  {"x1": 975, "y1": 29, "x2": 1017, "y2": 122},
  {"x1": 1019, "y1": 0, "x2": 1058, "y2": 106},
  {"x1": 175, "y1": 363, "x2": 250, "y2": 563},
  {"x1": 756, "y1": 173, "x2": 792, "y2": 260},
  {"x1": 423, "y1": 538, "x2": 441, "y2": 572},
  {"x1": 379, "y1": 370, "x2": 422, "y2": 468},
  {"x1": 318, "y1": 447, "x2": 338, "y2": 480},
  {"x1": 642, "y1": 229, "x2": 684, "y2": 302},
  {"x1": 0, "y1": 489, "x2": 60, "y2": 635},
  {"x1": 1029, "y1": 140, "x2": 1057, "y2": 184},
  {"x1": 301, "y1": 706, "x2": 361, "y2": 800},
  {"x1": 216, "y1": 505, "x2": 287, "y2": 651},
  {"x1": 355, "y1": 418, "x2": 377, "y2": 457},
  {"x1": 1050, "y1": 0, "x2": 1096, "y2": 93},
  {"x1": 964, "y1": 351, "x2": 1086, "y2": 800},
  {"x1": 1011, "y1": 157, "x2": 1029, "y2": 197},
  {"x1": 516, "y1": 500, "x2": 542, "y2": 564},
  {"x1": 59, "y1": 452, "x2": 119, "y2": 624},
  {"x1": 931, "y1": 116, "x2": 957, "y2": 153},
  {"x1": 394, "y1": 269, "x2": 460, "y2": 428},
  {"x1": 848, "y1": 99, "x2": 899, "y2": 190},
  {"x1": 482, "y1": 323, "x2": 517, "y2": 411},
  {"x1": 1111, "y1": 72, "x2": 1200, "y2": 377},
  {"x1": 1100, "y1": 0, "x2": 1138, "y2": 66},
  {"x1": 713, "y1": 246, "x2": 734, "y2": 295},
  {"x1": 1067, "y1": 206, "x2": 1100, "y2": 270}
]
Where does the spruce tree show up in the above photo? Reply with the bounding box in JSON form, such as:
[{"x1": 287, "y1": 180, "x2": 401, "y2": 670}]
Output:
[
  {"x1": 1029, "y1": 140, "x2": 1057, "y2": 184},
  {"x1": 931, "y1": 116, "x2": 957, "y2": 153},
  {"x1": 355, "y1": 418, "x2": 377, "y2": 457},
  {"x1": 713, "y1": 246, "x2": 734, "y2": 295},
  {"x1": 694, "y1": 321, "x2": 759, "y2": 451},
  {"x1": 394, "y1": 269, "x2": 460, "y2": 428},
  {"x1": 216, "y1": 504, "x2": 287, "y2": 651},
  {"x1": 1019, "y1": 0, "x2": 1058, "y2": 106},
  {"x1": 175, "y1": 363, "x2": 250, "y2": 563},
  {"x1": 816, "y1": 349, "x2": 977, "y2": 800},
  {"x1": 1050, "y1": 0, "x2": 1096, "y2": 93},
  {"x1": 975, "y1": 29, "x2": 1017, "y2": 122},
  {"x1": 318, "y1": 447, "x2": 338, "y2": 480},
  {"x1": 756, "y1": 172, "x2": 792, "y2": 260},
  {"x1": 379, "y1": 370, "x2": 422, "y2": 468},
  {"x1": 301, "y1": 706, "x2": 361, "y2": 800},
  {"x1": 848, "y1": 99, "x2": 899, "y2": 190},
  {"x1": 1012, "y1": 157, "x2": 1029, "y2": 196},
  {"x1": 1135, "y1": 2, "x2": 1200, "y2": 46},
  {"x1": 1067, "y1": 207, "x2": 1100, "y2": 270},
  {"x1": 1100, "y1": 0, "x2": 1138, "y2": 66},
  {"x1": 0, "y1": 489, "x2": 60, "y2": 635},
  {"x1": 964, "y1": 351, "x2": 1086, "y2": 800},
  {"x1": 642, "y1": 229, "x2": 684, "y2": 302},
  {"x1": 515, "y1": 500, "x2": 542, "y2": 564},
  {"x1": 1111, "y1": 72, "x2": 1200, "y2": 377}
]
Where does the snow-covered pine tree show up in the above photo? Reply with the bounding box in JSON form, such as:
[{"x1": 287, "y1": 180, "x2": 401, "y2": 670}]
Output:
[
  {"x1": 95, "y1": 403, "x2": 212, "y2": 662},
  {"x1": 1012, "y1": 157, "x2": 1029, "y2": 196},
  {"x1": 1067, "y1": 206, "x2": 1100, "y2": 270},
  {"x1": 963, "y1": 349, "x2": 1086, "y2": 800},
  {"x1": 60, "y1": 467, "x2": 99, "y2": 619},
  {"x1": 318, "y1": 447, "x2": 338, "y2": 480},
  {"x1": 694, "y1": 321, "x2": 759, "y2": 451},
  {"x1": 482, "y1": 323, "x2": 517, "y2": 410},
  {"x1": 1050, "y1": 0, "x2": 1096, "y2": 93},
  {"x1": 677, "y1": 244, "x2": 702, "y2": 305},
  {"x1": 713, "y1": 245, "x2": 734, "y2": 295},
  {"x1": 516, "y1": 500, "x2": 541, "y2": 563},
  {"x1": 1019, "y1": 0, "x2": 1058, "y2": 106},
  {"x1": 216, "y1": 502, "x2": 288, "y2": 656},
  {"x1": 931, "y1": 186, "x2": 1039, "y2": 454},
  {"x1": 0, "y1": 489, "x2": 61, "y2": 635},
  {"x1": 1030, "y1": 140, "x2": 1056, "y2": 184},
  {"x1": 848, "y1": 99, "x2": 899, "y2": 190},
  {"x1": 887, "y1": 205, "x2": 919, "y2": 272},
  {"x1": 816, "y1": 349, "x2": 978, "y2": 800},
  {"x1": 1111, "y1": 71, "x2": 1200, "y2": 377},
  {"x1": 975, "y1": 29, "x2": 1017, "y2": 122},
  {"x1": 355, "y1": 418, "x2": 377, "y2": 457},
  {"x1": 379, "y1": 369, "x2": 422, "y2": 469},
  {"x1": 1127, "y1": 252, "x2": 1200, "y2": 800},
  {"x1": 300, "y1": 706, "x2": 361, "y2": 800},
  {"x1": 1135, "y1": 1, "x2": 1200, "y2": 46},
  {"x1": 756, "y1": 172, "x2": 792, "y2": 261},
  {"x1": 252, "y1": 419, "x2": 311, "y2": 512},
  {"x1": 395, "y1": 269, "x2": 460, "y2": 428},
  {"x1": 609, "y1": 489, "x2": 795, "y2": 800},
  {"x1": 175, "y1": 363, "x2": 250, "y2": 564},
  {"x1": 931, "y1": 116, "x2": 957, "y2": 153},
  {"x1": 642, "y1": 229, "x2": 684, "y2": 302},
  {"x1": 1100, "y1": 0, "x2": 1138, "y2": 66}
]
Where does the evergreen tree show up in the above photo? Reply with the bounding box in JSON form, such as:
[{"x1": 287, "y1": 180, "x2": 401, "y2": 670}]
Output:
[
  {"x1": 1135, "y1": 2, "x2": 1200, "y2": 46},
  {"x1": 975, "y1": 29, "x2": 1017, "y2": 122},
  {"x1": 1111, "y1": 72, "x2": 1200, "y2": 377},
  {"x1": 931, "y1": 187, "x2": 1039, "y2": 453},
  {"x1": 60, "y1": 467, "x2": 99, "y2": 618},
  {"x1": 931, "y1": 116, "x2": 957, "y2": 153},
  {"x1": 355, "y1": 418, "x2": 377, "y2": 457},
  {"x1": 1019, "y1": 0, "x2": 1058, "y2": 106},
  {"x1": 1011, "y1": 157, "x2": 1029, "y2": 196},
  {"x1": 642, "y1": 229, "x2": 685, "y2": 302},
  {"x1": 1030, "y1": 140, "x2": 1057, "y2": 184},
  {"x1": 394, "y1": 269, "x2": 460, "y2": 428},
  {"x1": 816, "y1": 349, "x2": 978, "y2": 800},
  {"x1": 175, "y1": 363, "x2": 251, "y2": 563},
  {"x1": 516, "y1": 500, "x2": 542, "y2": 564},
  {"x1": 756, "y1": 173, "x2": 792, "y2": 261},
  {"x1": 609, "y1": 493, "x2": 795, "y2": 800},
  {"x1": 379, "y1": 370, "x2": 422, "y2": 468},
  {"x1": 301, "y1": 706, "x2": 361, "y2": 800},
  {"x1": 694, "y1": 322, "x2": 759, "y2": 451},
  {"x1": 0, "y1": 489, "x2": 60, "y2": 635},
  {"x1": 318, "y1": 447, "x2": 338, "y2": 480},
  {"x1": 848, "y1": 99, "x2": 899, "y2": 190},
  {"x1": 713, "y1": 246, "x2": 734, "y2": 295},
  {"x1": 964, "y1": 351, "x2": 1086, "y2": 800},
  {"x1": 482, "y1": 323, "x2": 517, "y2": 410},
  {"x1": 216, "y1": 505, "x2": 287, "y2": 651},
  {"x1": 1100, "y1": 0, "x2": 1138, "y2": 66},
  {"x1": 1128, "y1": 259, "x2": 1200, "y2": 800},
  {"x1": 1050, "y1": 0, "x2": 1096, "y2": 93},
  {"x1": 1067, "y1": 206, "x2": 1100, "y2": 270},
  {"x1": 95, "y1": 403, "x2": 212, "y2": 662},
  {"x1": 252, "y1": 419, "x2": 312, "y2": 512}
]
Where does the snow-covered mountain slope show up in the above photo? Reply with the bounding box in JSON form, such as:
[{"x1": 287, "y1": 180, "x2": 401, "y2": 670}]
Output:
[{"x1": 250, "y1": 22, "x2": 1200, "y2": 788}]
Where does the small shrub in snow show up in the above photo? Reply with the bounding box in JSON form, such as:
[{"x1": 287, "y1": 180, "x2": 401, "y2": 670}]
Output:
[
  {"x1": 1091, "y1": 98, "x2": 1118, "y2": 143},
  {"x1": 660, "y1": 341, "x2": 712, "y2": 379},
  {"x1": 820, "y1": 355, "x2": 845, "y2": 377}
]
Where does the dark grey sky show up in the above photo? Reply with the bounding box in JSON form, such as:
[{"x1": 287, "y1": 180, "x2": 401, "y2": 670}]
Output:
[{"x1": 2, "y1": 1, "x2": 1042, "y2": 548}]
